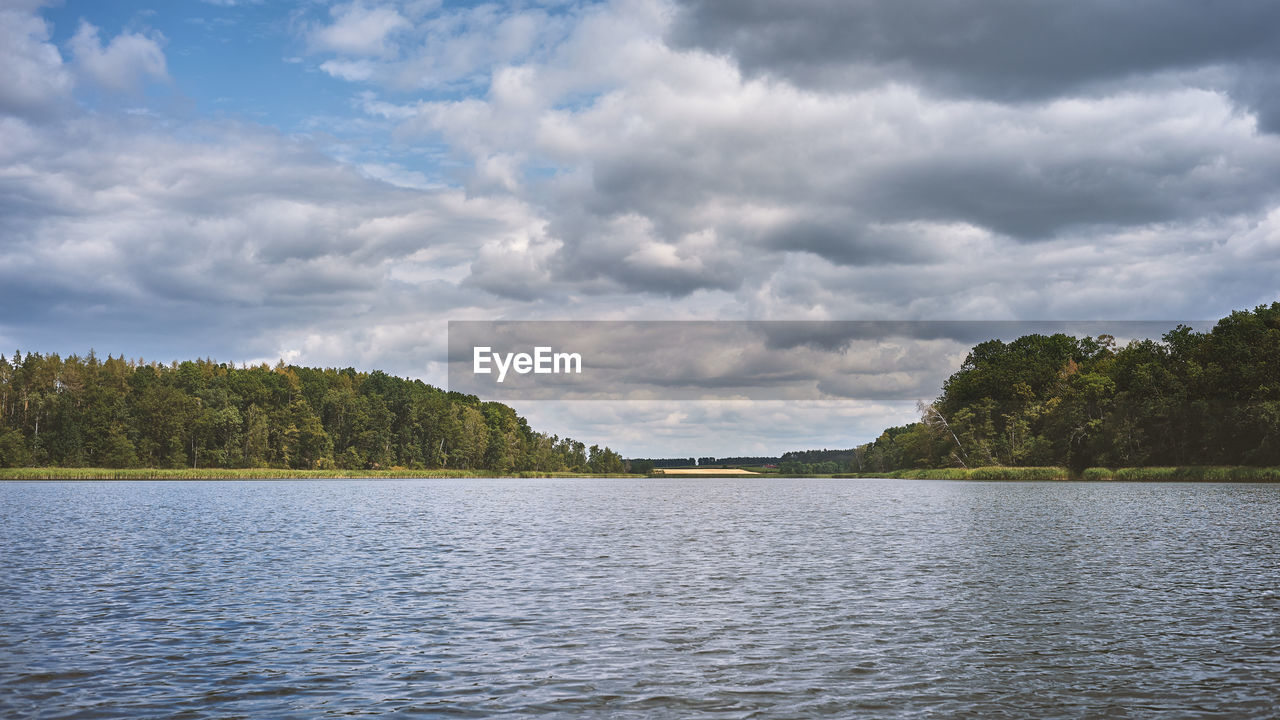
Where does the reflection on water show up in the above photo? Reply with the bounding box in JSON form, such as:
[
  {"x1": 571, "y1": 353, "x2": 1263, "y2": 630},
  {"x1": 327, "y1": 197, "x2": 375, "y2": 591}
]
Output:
[{"x1": 2, "y1": 478, "x2": 1278, "y2": 718}]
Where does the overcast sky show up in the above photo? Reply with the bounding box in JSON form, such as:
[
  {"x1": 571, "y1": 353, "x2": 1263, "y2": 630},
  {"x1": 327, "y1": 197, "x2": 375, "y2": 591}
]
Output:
[{"x1": 2, "y1": 0, "x2": 1278, "y2": 457}]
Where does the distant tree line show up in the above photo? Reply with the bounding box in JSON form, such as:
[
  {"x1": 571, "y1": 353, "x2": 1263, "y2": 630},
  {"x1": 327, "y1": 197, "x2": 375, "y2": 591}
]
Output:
[
  {"x1": 714, "y1": 456, "x2": 780, "y2": 467},
  {"x1": 625, "y1": 457, "x2": 697, "y2": 470},
  {"x1": 769, "y1": 449, "x2": 849, "y2": 475},
  {"x1": 847, "y1": 304, "x2": 1280, "y2": 472},
  {"x1": 622, "y1": 456, "x2": 793, "y2": 473},
  {"x1": 0, "y1": 353, "x2": 625, "y2": 473}
]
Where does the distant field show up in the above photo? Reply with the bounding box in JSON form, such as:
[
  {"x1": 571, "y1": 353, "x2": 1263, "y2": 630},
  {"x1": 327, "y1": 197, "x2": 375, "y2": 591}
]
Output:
[{"x1": 652, "y1": 468, "x2": 759, "y2": 475}]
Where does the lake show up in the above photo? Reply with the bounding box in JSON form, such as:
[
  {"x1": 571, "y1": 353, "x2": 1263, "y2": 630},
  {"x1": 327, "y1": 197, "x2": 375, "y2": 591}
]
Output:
[{"x1": 2, "y1": 478, "x2": 1278, "y2": 718}]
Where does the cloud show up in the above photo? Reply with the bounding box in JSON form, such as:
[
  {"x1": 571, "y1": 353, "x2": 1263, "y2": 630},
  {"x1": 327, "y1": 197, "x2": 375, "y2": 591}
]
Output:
[
  {"x1": 307, "y1": 1, "x2": 572, "y2": 91},
  {"x1": 0, "y1": 5, "x2": 73, "y2": 117},
  {"x1": 668, "y1": 0, "x2": 1280, "y2": 128},
  {"x1": 4, "y1": 0, "x2": 1280, "y2": 455},
  {"x1": 385, "y1": 1, "x2": 1280, "y2": 307},
  {"x1": 10, "y1": 0, "x2": 1275, "y2": 335},
  {"x1": 310, "y1": 2, "x2": 410, "y2": 57},
  {"x1": 0, "y1": 108, "x2": 550, "y2": 376},
  {"x1": 515, "y1": 399, "x2": 923, "y2": 457},
  {"x1": 320, "y1": 59, "x2": 378, "y2": 82},
  {"x1": 69, "y1": 21, "x2": 168, "y2": 92}
]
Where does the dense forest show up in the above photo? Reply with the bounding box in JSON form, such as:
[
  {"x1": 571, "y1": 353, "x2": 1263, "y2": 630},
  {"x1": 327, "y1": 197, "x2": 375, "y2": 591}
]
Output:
[
  {"x1": 0, "y1": 354, "x2": 625, "y2": 472},
  {"x1": 844, "y1": 304, "x2": 1280, "y2": 473}
]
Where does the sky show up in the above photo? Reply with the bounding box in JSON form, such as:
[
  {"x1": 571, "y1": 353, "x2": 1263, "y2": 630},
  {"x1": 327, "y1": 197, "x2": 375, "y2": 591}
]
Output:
[{"x1": 2, "y1": 0, "x2": 1279, "y2": 457}]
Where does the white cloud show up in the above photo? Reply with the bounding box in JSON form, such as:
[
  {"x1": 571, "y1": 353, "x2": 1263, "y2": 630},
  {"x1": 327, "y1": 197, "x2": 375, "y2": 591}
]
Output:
[
  {"x1": 69, "y1": 21, "x2": 168, "y2": 92},
  {"x1": 516, "y1": 399, "x2": 923, "y2": 457},
  {"x1": 305, "y1": 1, "x2": 575, "y2": 91},
  {"x1": 320, "y1": 58, "x2": 378, "y2": 82},
  {"x1": 0, "y1": 108, "x2": 550, "y2": 376},
  {"x1": 0, "y1": 6, "x2": 73, "y2": 116},
  {"x1": 375, "y1": 0, "x2": 1280, "y2": 315},
  {"x1": 310, "y1": 2, "x2": 410, "y2": 57}
]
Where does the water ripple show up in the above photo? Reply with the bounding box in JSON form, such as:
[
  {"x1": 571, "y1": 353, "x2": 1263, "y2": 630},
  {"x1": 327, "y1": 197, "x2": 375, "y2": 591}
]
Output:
[{"x1": 2, "y1": 478, "x2": 1279, "y2": 718}]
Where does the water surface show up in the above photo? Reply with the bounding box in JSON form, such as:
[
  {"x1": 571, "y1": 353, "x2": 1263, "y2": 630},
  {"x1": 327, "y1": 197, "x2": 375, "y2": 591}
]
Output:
[{"x1": 2, "y1": 478, "x2": 1278, "y2": 718}]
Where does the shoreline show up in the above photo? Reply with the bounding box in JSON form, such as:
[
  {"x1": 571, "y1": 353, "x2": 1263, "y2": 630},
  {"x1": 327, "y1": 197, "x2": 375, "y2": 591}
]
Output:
[
  {"x1": 833, "y1": 466, "x2": 1280, "y2": 482},
  {"x1": 2, "y1": 465, "x2": 1280, "y2": 481}
]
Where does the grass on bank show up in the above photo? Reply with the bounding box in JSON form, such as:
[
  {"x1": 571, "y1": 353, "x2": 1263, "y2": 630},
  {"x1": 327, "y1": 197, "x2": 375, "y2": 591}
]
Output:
[
  {"x1": 834, "y1": 466, "x2": 1070, "y2": 481},
  {"x1": 1079, "y1": 466, "x2": 1280, "y2": 482},
  {"x1": 0, "y1": 467, "x2": 643, "y2": 480},
  {"x1": 831, "y1": 465, "x2": 1280, "y2": 481}
]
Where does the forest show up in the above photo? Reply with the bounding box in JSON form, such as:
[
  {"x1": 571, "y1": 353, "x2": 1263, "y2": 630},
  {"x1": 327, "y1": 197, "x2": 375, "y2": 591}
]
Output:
[
  {"x1": 0, "y1": 354, "x2": 625, "y2": 473},
  {"x1": 846, "y1": 304, "x2": 1280, "y2": 473},
  {"x1": 5, "y1": 304, "x2": 1277, "y2": 475}
]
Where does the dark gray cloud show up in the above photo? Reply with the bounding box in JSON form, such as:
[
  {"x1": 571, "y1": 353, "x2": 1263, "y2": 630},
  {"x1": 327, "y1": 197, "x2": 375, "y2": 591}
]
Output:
[
  {"x1": 670, "y1": 0, "x2": 1280, "y2": 127},
  {"x1": 525, "y1": 83, "x2": 1280, "y2": 287},
  {"x1": 761, "y1": 220, "x2": 903, "y2": 265},
  {"x1": 860, "y1": 149, "x2": 1280, "y2": 239},
  {"x1": 1230, "y1": 65, "x2": 1280, "y2": 133}
]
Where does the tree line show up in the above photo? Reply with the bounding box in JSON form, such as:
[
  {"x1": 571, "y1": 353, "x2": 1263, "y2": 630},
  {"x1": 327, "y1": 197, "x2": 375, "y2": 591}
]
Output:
[
  {"x1": 851, "y1": 304, "x2": 1280, "y2": 473},
  {"x1": 623, "y1": 456, "x2": 788, "y2": 471},
  {"x1": 0, "y1": 353, "x2": 626, "y2": 473}
]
